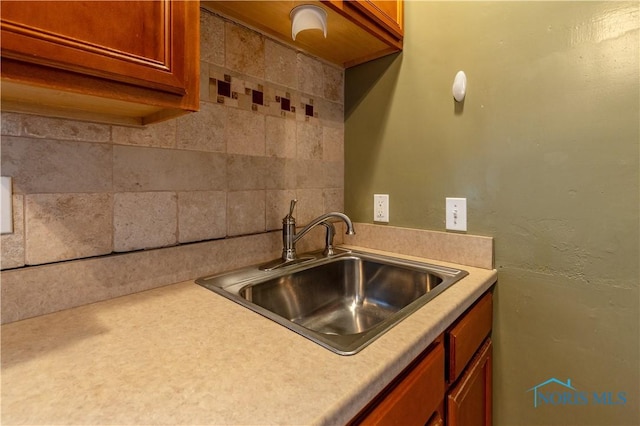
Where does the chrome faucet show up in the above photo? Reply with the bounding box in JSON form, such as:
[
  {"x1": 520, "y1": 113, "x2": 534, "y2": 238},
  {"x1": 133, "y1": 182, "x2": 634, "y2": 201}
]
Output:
[{"x1": 260, "y1": 199, "x2": 355, "y2": 270}]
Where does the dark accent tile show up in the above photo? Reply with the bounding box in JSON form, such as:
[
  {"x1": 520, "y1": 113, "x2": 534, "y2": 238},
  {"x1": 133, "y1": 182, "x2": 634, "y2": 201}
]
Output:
[
  {"x1": 281, "y1": 97, "x2": 290, "y2": 111},
  {"x1": 224, "y1": 74, "x2": 232, "y2": 83},
  {"x1": 232, "y1": 92, "x2": 238, "y2": 100},
  {"x1": 252, "y1": 90, "x2": 264, "y2": 105},
  {"x1": 217, "y1": 80, "x2": 231, "y2": 97},
  {"x1": 245, "y1": 88, "x2": 252, "y2": 95}
]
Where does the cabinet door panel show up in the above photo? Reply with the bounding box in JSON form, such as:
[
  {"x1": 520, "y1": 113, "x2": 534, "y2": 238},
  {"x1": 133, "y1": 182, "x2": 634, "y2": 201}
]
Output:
[
  {"x1": 356, "y1": 341, "x2": 445, "y2": 426},
  {"x1": 1, "y1": 1, "x2": 186, "y2": 94},
  {"x1": 447, "y1": 338, "x2": 492, "y2": 426}
]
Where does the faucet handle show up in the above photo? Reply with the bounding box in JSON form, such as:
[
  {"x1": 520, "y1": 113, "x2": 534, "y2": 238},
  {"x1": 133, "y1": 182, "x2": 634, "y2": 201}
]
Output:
[{"x1": 288, "y1": 199, "x2": 297, "y2": 217}]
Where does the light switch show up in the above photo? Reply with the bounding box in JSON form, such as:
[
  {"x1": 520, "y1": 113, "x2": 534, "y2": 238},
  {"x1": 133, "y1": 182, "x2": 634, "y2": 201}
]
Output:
[
  {"x1": 1, "y1": 177, "x2": 13, "y2": 234},
  {"x1": 446, "y1": 197, "x2": 467, "y2": 232}
]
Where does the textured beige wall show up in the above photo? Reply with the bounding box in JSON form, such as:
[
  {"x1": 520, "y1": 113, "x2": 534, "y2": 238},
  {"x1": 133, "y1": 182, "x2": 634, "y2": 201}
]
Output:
[
  {"x1": 1, "y1": 9, "x2": 344, "y2": 270},
  {"x1": 345, "y1": 1, "x2": 639, "y2": 424}
]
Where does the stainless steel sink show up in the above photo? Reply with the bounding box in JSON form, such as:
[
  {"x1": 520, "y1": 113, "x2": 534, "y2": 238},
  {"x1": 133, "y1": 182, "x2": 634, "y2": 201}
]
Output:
[{"x1": 196, "y1": 250, "x2": 467, "y2": 355}]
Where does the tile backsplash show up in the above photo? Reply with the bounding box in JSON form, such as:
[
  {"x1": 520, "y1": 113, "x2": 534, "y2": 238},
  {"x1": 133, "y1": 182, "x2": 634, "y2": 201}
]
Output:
[{"x1": 0, "y1": 8, "x2": 345, "y2": 270}]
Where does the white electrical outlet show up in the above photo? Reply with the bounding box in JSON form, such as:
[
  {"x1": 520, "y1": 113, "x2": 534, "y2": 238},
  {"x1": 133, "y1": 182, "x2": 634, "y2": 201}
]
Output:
[
  {"x1": 446, "y1": 197, "x2": 467, "y2": 231},
  {"x1": 1, "y1": 177, "x2": 13, "y2": 234},
  {"x1": 374, "y1": 194, "x2": 389, "y2": 222}
]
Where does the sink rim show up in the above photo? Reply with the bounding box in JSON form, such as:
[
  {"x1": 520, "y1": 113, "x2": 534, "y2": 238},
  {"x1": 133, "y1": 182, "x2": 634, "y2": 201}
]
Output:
[{"x1": 196, "y1": 249, "x2": 468, "y2": 355}]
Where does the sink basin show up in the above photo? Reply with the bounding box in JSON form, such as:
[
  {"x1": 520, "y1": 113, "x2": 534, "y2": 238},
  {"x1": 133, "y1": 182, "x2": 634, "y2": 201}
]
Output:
[{"x1": 196, "y1": 250, "x2": 467, "y2": 355}]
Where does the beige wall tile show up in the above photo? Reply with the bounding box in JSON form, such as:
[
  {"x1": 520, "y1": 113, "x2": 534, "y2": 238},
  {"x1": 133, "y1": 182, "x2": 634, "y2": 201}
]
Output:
[
  {"x1": 296, "y1": 121, "x2": 323, "y2": 160},
  {"x1": 25, "y1": 193, "x2": 113, "y2": 265},
  {"x1": 1, "y1": 195, "x2": 25, "y2": 269},
  {"x1": 112, "y1": 120, "x2": 176, "y2": 148},
  {"x1": 324, "y1": 160, "x2": 344, "y2": 188},
  {"x1": 1, "y1": 112, "x2": 22, "y2": 136},
  {"x1": 227, "y1": 190, "x2": 265, "y2": 236},
  {"x1": 201, "y1": 10, "x2": 225, "y2": 66},
  {"x1": 296, "y1": 189, "x2": 325, "y2": 225},
  {"x1": 225, "y1": 22, "x2": 265, "y2": 78},
  {"x1": 178, "y1": 191, "x2": 226, "y2": 243},
  {"x1": 323, "y1": 64, "x2": 344, "y2": 103},
  {"x1": 264, "y1": 157, "x2": 296, "y2": 190},
  {"x1": 226, "y1": 108, "x2": 265, "y2": 156},
  {"x1": 323, "y1": 125, "x2": 344, "y2": 162},
  {"x1": 315, "y1": 97, "x2": 344, "y2": 126},
  {"x1": 113, "y1": 146, "x2": 226, "y2": 192},
  {"x1": 323, "y1": 188, "x2": 344, "y2": 213},
  {"x1": 296, "y1": 160, "x2": 324, "y2": 189},
  {"x1": 266, "y1": 116, "x2": 296, "y2": 158},
  {"x1": 265, "y1": 39, "x2": 297, "y2": 89},
  {"x1": 1, "y1": 137, "x2": 112, "y2": 194},
  {"x1": 114, "y1": 192, "x2": 177, "y2": 252},
  {"x1": 297, "y1": 54, "x2": 323, "y2": 97},
  {"x1": 227, "y1": 155, "x2": 265, "y2": 190},
  {"x1": 176, "y1": 102, "x2": 226, "y2": 152},
  {"x1": 21, "y1": 115, "x2": 110, "y2": 143},
  {"x1": 266, "y1": 189, "x2": 296, "y2": 231},
  {"x1": 200, "y1": 61, "x2": 212, "y2": 103}
]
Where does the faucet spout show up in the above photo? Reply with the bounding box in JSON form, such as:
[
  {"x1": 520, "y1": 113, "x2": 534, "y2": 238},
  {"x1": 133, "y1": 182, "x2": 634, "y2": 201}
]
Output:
[{"x1": 292, "y1": 212, "x2": 355, "y2": 245}]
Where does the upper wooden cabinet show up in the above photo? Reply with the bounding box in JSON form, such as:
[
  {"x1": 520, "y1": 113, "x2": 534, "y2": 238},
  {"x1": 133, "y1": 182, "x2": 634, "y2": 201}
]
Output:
[
  {"x1": 0, "y1": 1, "x2": 200, "y2": 126},
  {"x1": 201, "y1": 0, "x2": 403, "y2": 68},
  {"x1": 339, "y1": 0, "x2": 403, "y2": 40}
]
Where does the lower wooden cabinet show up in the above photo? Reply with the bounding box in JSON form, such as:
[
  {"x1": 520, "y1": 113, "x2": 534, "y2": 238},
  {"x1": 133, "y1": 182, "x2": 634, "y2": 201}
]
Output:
[
  {"x1": 351, "y1": 338, "x2": 445, "y2": 426},
  {"x1": 447, "y1": 338, "x2": 492, "y2": 426},
  {"x1": 446, "y1": 292, "x2": 493, "y2": 426},
  {"x1": 350, "y1": 289, "x2": 494, "y2": 426}
]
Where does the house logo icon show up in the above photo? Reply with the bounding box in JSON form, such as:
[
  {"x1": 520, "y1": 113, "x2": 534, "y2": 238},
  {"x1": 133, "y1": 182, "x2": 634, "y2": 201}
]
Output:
[{"x1": 527, "y1": 378, "x2": 576, "y2": 408}]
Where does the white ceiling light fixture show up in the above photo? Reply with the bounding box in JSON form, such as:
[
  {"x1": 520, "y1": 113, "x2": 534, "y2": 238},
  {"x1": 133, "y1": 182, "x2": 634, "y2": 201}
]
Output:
[{"x1": 290, "y1": 5, "x2": 327, "y2": 41}]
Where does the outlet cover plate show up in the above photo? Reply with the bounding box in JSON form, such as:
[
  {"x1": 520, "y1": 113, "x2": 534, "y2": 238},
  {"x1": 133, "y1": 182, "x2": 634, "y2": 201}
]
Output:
[{"x1": 374, "y1": 194, "x2": 389, "y2": 223}]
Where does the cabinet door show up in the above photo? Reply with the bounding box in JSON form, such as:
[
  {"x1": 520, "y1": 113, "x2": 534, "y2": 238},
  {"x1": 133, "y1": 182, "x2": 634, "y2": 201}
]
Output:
[
  {"x1": 0, "y1": 0, "x2": 199, "y2": 125},
  {"x1": 1, "y1": 1, "x2": 188, "y2": 95},
  {"x1": 447, "y1": 338, "x2": 492, "y2": 426},
  {"x1": 354, "y1": 340, "x2": 444, "y2": 426}
]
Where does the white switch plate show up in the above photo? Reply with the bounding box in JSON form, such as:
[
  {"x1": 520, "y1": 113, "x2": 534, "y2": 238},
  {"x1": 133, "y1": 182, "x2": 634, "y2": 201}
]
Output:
[
  {"x1": 374, "y1": 194, "x2": 389, "y2": 222},
  {"x1": 1, "y1": 177, "x2": 13, "y2": 234},
  {"x1": 446, "y1": 197, "x2": 467, "y2": 231}
]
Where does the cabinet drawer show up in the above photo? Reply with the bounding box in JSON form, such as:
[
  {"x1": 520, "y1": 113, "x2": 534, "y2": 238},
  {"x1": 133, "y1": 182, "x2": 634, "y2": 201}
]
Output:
[
  {"x1": 447, "y1": 292, "x2": 493, "y2": 383},
  {"x1": 355, "y1": 340, "x2": 445, "y2": 425}
]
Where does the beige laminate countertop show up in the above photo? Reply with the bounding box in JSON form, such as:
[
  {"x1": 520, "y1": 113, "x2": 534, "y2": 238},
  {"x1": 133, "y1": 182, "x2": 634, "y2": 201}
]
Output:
[{"x1": 1, "y1": 246, "x2": 497, "y2": 425}]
